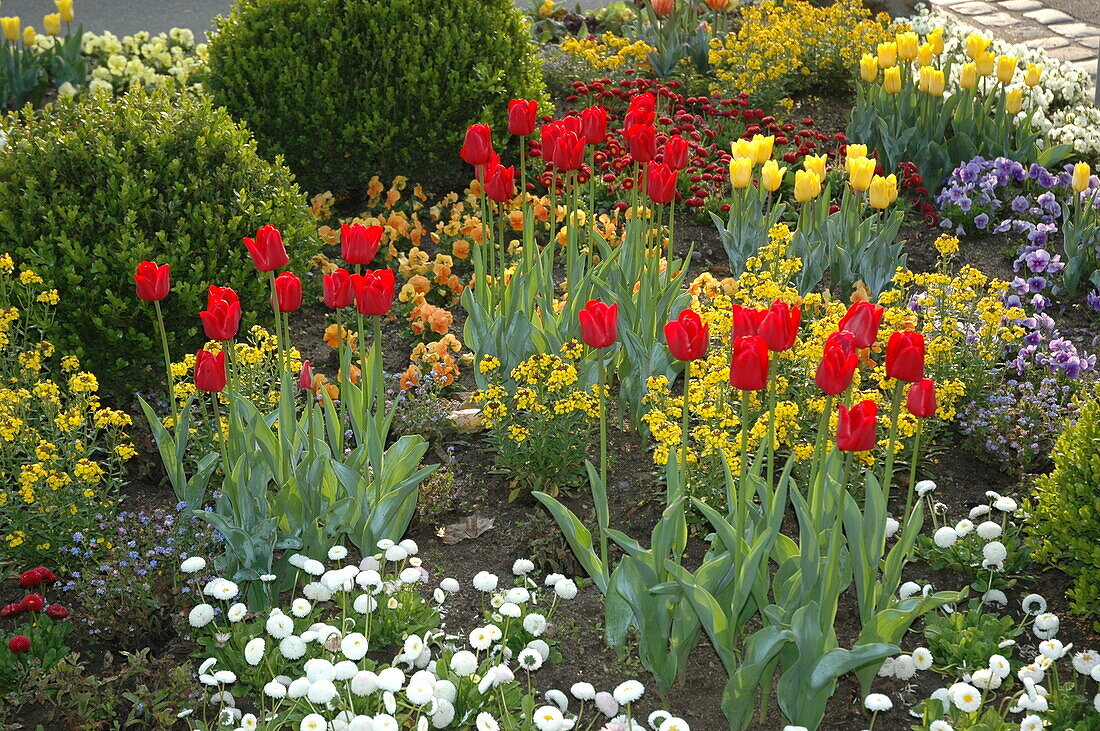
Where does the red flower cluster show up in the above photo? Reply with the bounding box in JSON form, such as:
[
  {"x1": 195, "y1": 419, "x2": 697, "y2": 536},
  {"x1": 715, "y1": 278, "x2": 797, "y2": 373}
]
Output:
[{"x1": 1, "y1": 567, "x2": 68, "y2": 641}]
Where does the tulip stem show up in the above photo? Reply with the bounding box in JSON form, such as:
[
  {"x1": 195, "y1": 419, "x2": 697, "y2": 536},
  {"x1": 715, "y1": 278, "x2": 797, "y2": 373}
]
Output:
[
  {"x1": 357, "y1": 310, "x2": 369, "y2": 431},
  {"x1": 810, "y1": 394, "x2": 834, "y2": 515},
  {"x1": 373, "y1": 315, "x2": 385, "y2": 421},
  {"x1": 881, "y1": 382, "x2": 904, "y2": 505},
  {"x1": 152, "y1": 299, "x2": 178, "y2": 425},
  {"x1": 736, "y1": 389, "x2": 749, "y2": 508},
  {"x1": 904, "y1": 421, "x2": 923, "y2": 519},
  {"x1": 598, "y1": 348, "x2": 609, "y2": 569},
  {"x1": 210, "y1": 392, "x2": 227, "y2": 468},
  {"x1": 335, "y1": 309, "x2": 348, "y2": 438},
  {"x1": 765, "y1": 363, "x2": 777, "y2": 491},
  {"x1": 677, "y1": 362, "x2": 691, "y2": 503}
]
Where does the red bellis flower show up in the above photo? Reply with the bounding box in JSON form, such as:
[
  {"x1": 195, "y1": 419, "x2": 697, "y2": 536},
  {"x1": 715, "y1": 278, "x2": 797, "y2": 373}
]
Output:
[
  {"x1": 729, "y1": 335, "x2": 770, "y2": 391},
  {"x1": 341, "y1": 223, "x2": 383, "y2": 266},
  {"x1": 351, "y1": 269, "x2": 396, "y2": 316},
  {"x1": 194, "y1": 349, "x2": 227, "y2": 393},
  {"x1": 243, "y1": 224, "x2": 289, "y2": 272},
  {"x1": 885, "y1": 330, "x2": 926, "y2": 383},
  {"x1": 508, "y1": 99, "x2": 538, "y2": 136},
  {"x1": 837, "y1": 400, "x2": 878, "y2": 451},
  {"x1": 579, "y1": 300, "x2": 618, "y2": 349},
  {"x1": 134, "y1": 261, "x2": 170, "y2": 302},
  {"x1": 45, "y1": 604, "x2": 69, "y2": 620},
  {"x1": 664, "y1": 308, "x2": 709, "y2": 361},
  {"x1": 8, "y1": 636, "x2": 30, "y2": 653},
  {"x1": 21, "y1": 594, "x2": 44, "y2": 612}
]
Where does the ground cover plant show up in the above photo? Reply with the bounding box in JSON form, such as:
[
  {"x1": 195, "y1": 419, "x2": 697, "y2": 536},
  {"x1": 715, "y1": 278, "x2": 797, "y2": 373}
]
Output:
[{"x1": 2, "y1": 1, "x2": 1099, "y2": 729}]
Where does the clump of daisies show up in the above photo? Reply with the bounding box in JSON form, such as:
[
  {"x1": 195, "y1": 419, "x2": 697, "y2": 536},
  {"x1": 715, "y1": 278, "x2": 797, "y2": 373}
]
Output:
[{"x1": 176, "y1": 544, "x2": 688, "y2": 730}]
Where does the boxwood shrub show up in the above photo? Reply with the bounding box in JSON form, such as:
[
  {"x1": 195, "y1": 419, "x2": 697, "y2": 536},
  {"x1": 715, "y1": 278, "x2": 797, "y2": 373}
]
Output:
[
  {"x1": 0, "y1": 87, "x2": 317, "y2": 387},
  {"x1": 205, "y1": 0, "x2": 546, "y2": 194}
]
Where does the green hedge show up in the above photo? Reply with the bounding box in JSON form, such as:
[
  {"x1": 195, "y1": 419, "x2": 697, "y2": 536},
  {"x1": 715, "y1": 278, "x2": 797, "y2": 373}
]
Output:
[
  {"x1": 0, "y1": 87, "x2": 317, "y2": 387},
  {"x1": 205, "y1": 0, "x2": 546, "y2": 194}
]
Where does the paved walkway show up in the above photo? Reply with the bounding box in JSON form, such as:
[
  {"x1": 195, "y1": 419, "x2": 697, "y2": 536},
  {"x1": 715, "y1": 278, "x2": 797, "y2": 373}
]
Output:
[{"x1": 929, "y1": 0, "x2": 1099, "y2": 99}]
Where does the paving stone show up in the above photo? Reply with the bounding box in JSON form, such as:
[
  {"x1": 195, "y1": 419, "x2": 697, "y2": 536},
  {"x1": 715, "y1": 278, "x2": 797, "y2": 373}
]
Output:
[
  {"x1": 1022, "y1": 35, "x2": 1074, "y2": 50},
  {"x1": 951, "y1": 1, "x2": 997, "y2": 14},
  {"x1": 972, "y1": 11, "x2": 1027, "y2": 27},
  {"x1": 995, "y1": 0, "x2": 1042, "y2": 10},
  {"x1": 1023, "y1": 7, "x2": 1076, "y2": 24},
  {"x1": 1051, "y1": 22, "x2": 1100, "y2": 40},
  {"x1": 1047, "y1": 43, "x2": 1098, "y2": 62}
]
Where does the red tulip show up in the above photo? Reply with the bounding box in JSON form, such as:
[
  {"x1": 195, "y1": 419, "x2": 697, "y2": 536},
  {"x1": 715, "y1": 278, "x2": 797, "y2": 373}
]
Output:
[
  {"x1": 664, "y1": 134, "x2": 689, "y2": 170},
  {"x1": 273, "y1": 271, "x2": 302, "y2": 313},
  {"x1": 194, "y1": 349, "x2": 227, "y2": 393},
  {"x1": 508, "y1": 99, "x2": 538, "y2": 136},
  {"x1": 552, "y1": 130, "x2": 586, "y2": 171},
  {"x1": 21, "y1": 594, "x2": 44, "y2": 612},
  {"x1": 907, "y1": 378, "x2": 937, "y2": 418},
  {"x1": 299, "y1": 361, "x2": 313, "y2": 391},
  {"x1": 541, "y1": 123, "x2": 562, "y2": 166},
  {"x1": 837, "y1": 400, "x2": 878, "y2": 451},
  {"x1": 731, "y1": 304, "x2": 765, "y2": 339},
  {"x1": 757, "y1": 300, "x2": 801, "y2": 352},
  {"x1": 341, "y1": 223, "x2": 383, "y2": 266},
  {"x1": 134, "y1": 261, "x2": 170, "y2": 302},
  {"x1": 44, "y1": 604, "x2": 69, "y2": 620},
  {"x1": 581, "y1": 106, "x2": 608, "y2": 145},
  {"x1": 729, "y1": 335, "x2": 769, "y2": 391},
  {"x1": 351, "y1": 269, "x2": 396, "y2": 316},
  {"x1": 323, "y1": 268, "x2": 354, "y2": 309},
  {"x1": 885, "y1": 331, "x2": 925, "y2": 383},
  {"x1": 624, "y1": 93, "x2": 656, "y2": 128},
  {"x1": 625, "y1": 124, "x2": 656, "y2": 163},
  {"x1": 646, "y1": 161, "x2": 678, "y2": 204},
  {"x1": 243, "y1": 224, "x2": 289, "y2": 272},
  {"x1": 559, "y1": 115, "x2": 583, "y2": 140},
  {"x1": 199, "y1": 286, "x2": 241, "y2": 341},
  {"x1": 484, "y1": 163, "x2": 516, "y2": 203},
  {"x1": 815, "y1": 331, "x2": 859, "y2": 395},
  {"x1": 579, "y1": 300, "x2": 618, "y2": 348},
  {"x1": 460, "y1": 123, "x2": 494, "y2": 166},
  {"x1": 837, "y1": 300, "x2": 885, "y2": 349},
  {"x1": 664, "y1": 308, "x2": 709, "y2": 361},
  {"x1": 8, "y1": 636, "x2": 30, "y2": 653}
]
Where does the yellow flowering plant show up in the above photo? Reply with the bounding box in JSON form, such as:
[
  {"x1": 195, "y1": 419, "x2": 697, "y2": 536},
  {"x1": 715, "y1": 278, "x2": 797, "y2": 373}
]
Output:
[
  {"x1": 0, "y1": 255, "x2": 134, "y2": 566},
  {"x1": 474, "y1": 350, "x2": 600, "y2": 501}
]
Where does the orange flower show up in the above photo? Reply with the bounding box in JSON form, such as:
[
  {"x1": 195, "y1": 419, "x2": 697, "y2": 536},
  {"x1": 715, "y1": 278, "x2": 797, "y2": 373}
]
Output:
[
  {"x1": 409, "y1": 275, "x2": 431, "y2": 295},
  {"x1": 431, "y1": 361, "x2": 456, "y2": 387},
  {"x1": 386, "y1": 188, "x2": 402, "y2": 209},
  {"x1": 508, "y1": 210, "x2": 525, "y2": 231},
  {"x1": 399, "y1": 364, "x2": 422, "y2": 390},
  {"x1": 366, "y1": 175, "x2": 385, "y2": 202},
  {"x1": 413, "y1": 184, "x2": 428, "y2": 202},
  {"x1": 338, "y1": 364, "x2": 362, "y2": 385},
  {"x1": 323, "y1": 323, "x2": 357, "y2": 349},
  {"x1": 317, "y1": 226, "x2": 339, "y2": 246},
  {"x1": 452, "y1": 239, "x2": 470, "y2": 260}
]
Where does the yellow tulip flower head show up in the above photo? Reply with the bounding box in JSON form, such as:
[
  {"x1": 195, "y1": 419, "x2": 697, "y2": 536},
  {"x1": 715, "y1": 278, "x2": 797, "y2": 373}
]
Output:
[
  {"x1": 918, "y1": 65, "x2": 931, "y2": 93},
  {"x1": 917, "y1": 42, "x2": 934, "y2": 67},
  {"x1": 22, "y1": 24, "x2": 34, "y2": 45},
  {"x1": 803, "y1": 153, "x2": 827, "y2": 181},
  {"x1": 896, "y1": 31, "x2": 919, "y2": 61},
  {"x1": 1, "y1": 16, "x2": 20, "y2": 43},
  {"x1": 845, "y1": 144, "x2": 868, "y2": 161},
  {"x1": 868, "y1": 174, "x2": 898, "y2": 209},
  {"x1": 959, "y1": 62, "x2": 978, "y2": 90},
  {"x1": 43, "y1": 12, "x2": 61, "y2": 36},
  {"x1": 729, "y1": 156, "x2": 754, "y2": 189},
  {"x1": 751, "y1": 134, "x2": 775, "y2": 165},
  {"x1": 965, "y1": 33, "x2": 990, "y2": 60},
  {"x1": 55, "y1": 0, "x2": 74, "y2": 24},
  {"x1": 731, "y1": 138, "x2": 759, "y2": 162},
  {"x1": 1024, "y1": 63, "x2": 1042, "y2": 87},
  {"x1": 794, "y1": 169, "x2": 822, "y2": 203},
  {"x1": 976, "y1": 51, "x2": 995, "y2": 77},
  {"x1": 877, "y1": 41, "x2": 897, "y2": 69},
  {"x1": 1071, "y1": 162, "x2": 1091, "y2": 193},
  {"x1": 761, "y1": 160, "x2": 787, "y2": 192},
  {"x1": 1005, "y1": 88, "x2": 1023, "y2": 115},
  {"x1": 846, "y1": 156, "x2": 876, "y2": 191},
  {"x1": 883, "y1": 66, "x2": 902, "y2": 94},
  {"x1": 860, "y1": 54, "x2": 878, "y2": 83},
  {"x1": 996, "y1": 55, "x2": 1017, "y2": 84},
  {"x1": 928, "y1": 28, "x2": 944, "y2": 55},
  {"x1": 927, "y1": 68, "x2": 945, "y2": 97}
]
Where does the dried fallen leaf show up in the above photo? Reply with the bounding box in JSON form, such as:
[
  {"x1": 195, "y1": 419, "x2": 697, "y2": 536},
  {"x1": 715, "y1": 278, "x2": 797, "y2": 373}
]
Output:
[{"x1": 439, "y1": 515, "x2": 495, "y2": 544}]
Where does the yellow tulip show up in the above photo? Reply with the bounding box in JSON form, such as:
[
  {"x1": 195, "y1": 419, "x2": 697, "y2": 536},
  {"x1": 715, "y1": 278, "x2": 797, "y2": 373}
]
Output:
[
  {"x1": 976, "y1": 51, "x2": 995, "y2": 77},
  {"x1": 731, "y1": 138, "x2": 759, "y2": 162},
  {"x1": 846, "y1": 156, "x2": 876, "y2": 191},
  {"x1": 1, "y1": 16, "x2": 20, "y2": 43},
  {"x1": 803, "y1": 154, "x2": 827, "y2": 181},
  {"x1": 926, "y1": 68, "x2": 945, "y2": 97},
  {"x1": 883, "y1": 66, "x2": 901, "y2": 94},
  {"x1": 996, "y1": 55, "x2": 1017, "y2": 84},
  {"x1": 859, "y1": 54, "x2": 878, "y2": 83},
  {"x1": 55, "y1": 0, "x2": 74, "y2": 24},
  {"x1": 868, "y1": 174, "x2": 898, "y2": 209},
  {"x1": 959, "y1": 62, "x2": 978, "y2": 90},
  {"x1": 751, "y1": 134, "x2": 774, "y2": 164},
  {"x1": 794, "y1": 169, "x2": 822, "y2": 203},
  {"x1": 1071, "y1": 162, "x2": 1091, "y2": 193},
  {"x1": 965, "y1": 33, "x2": 990, "y2": 60},
  {"x1": 845, "y1": 144, "x2": 868, "y2": 161},
  {"x1": 917, "y1": 42, "x2": 934, "y2": 67},
  {"x1": 877, "y1": 42, "x2": 897, "y2": 69},
  {"x1": 918, "y1": 65, "x2": 931, "y2": 93},
  {"x1": 729, "y1": 157, "x2": 754, "y2": 189},
  {"x1": 896, "y1": 31, "x2": 919, "y2": 61},
  {"x1": 1005, "y1": 88, "x2": 1023, "y2": 115},
  {"x1": 761, "y1": 160, "x2": 786, "y2": 192},
  {"x1": 22, "y1": 24, "x2": 34, "y2": 45},
  {"x1": 928, "y1": 28, "x2": 944, "y2": 55},
  {"x1": 1024, "y1": 63, "x2": 1042, "y2": 87},
  {"x1": 43, "y1": 12, "x2": 60, "y2": 36}
]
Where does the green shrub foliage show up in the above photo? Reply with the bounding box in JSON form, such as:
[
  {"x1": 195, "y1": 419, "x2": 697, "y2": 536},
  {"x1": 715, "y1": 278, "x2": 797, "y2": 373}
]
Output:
[
  {"x1": 1027, "y1": 384, "x2": 1100, "y2": 628},
  {"x1": 0, "y1": 87, "x2": 317, "y2": 386},
  {"x1": 205, "y1": 0, "x2": 546, "y2": 194}
]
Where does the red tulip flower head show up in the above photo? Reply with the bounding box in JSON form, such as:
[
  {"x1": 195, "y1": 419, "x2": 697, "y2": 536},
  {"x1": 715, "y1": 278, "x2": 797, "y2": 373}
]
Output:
[
  {"x1": 323, "y1": 268, "x2": 354, "y2": 309},
  {"x1": 664, "y1": 134, "x2": 689, "y2": 170},
  {"x1": 134, "y1": 261, "x2": 170, "y2": 302},
  {"x1": 194, "y1": 349, "x2": 227, "y2": 394},
  {"x1": 351, "y1": 269, "x2": 396, "y2": 316},
  {"x1": 837, "y1": 300, "x2": 885, "y2": 349},
  {"x1": 625, "y1": 123, "x2": 656, "y2": 163},
  {"x1": 484, "y1": 163, "x2": 516, "y2": 203},
  {"x1": 664, "y1": 308, "x2": 709, "y2": 361},
  {"x1": 646, "y1": 161, "x2": 678, "y2": 204},
  {"x1": 541, "y1": 123, "x2": 562, "y2": 166},
  {"x1": 460, "y1": 123, "x2": 494, "y2": 166},
  {"x1": 243, "y1": 224, "x2": 289, "y2": 272},
  {"x1": 814, "y1": 331, "x2": 859, "y2": 395},
  {"x1": 579, "y1": 300, "x2": 618, "y2": 349},
  {"x1": 907, "y1": 378, "x2": 937, "y2": 418},
  {"x1": 837, "y1": 400, "x2": 878, "y2": 451},
  {"x1": 559, "y1": 115, "x2": 583, "y2": 139},
  {"x1": 552, "y1": 130, "x2": 586, "y2": 171},
  {"x1": 885, "y1": 330, "x2": 925, "y2": 382},
  {"x1": 729, "y1": 335, "x2": 770, "y2": 391},
  {"x1": 475, "y1": 150, "x2": 501, "y2": 184},
  {"x1": 44, "y1": 604, "x2": 69, "y2": 620},
  {"x1": 200, "y1": 286, "x2": 241, "y2": 341},
  {"x1": 731, "y1": 304, "x2": 765, "y2": 339},
  {"x1": 299, "y1": 361, "x2": 313, "y2": 391},
  {"x1": 341, "y1": 223, "x2": 383, "y2": 266},
  {"x1": 8, "y1": 636, "x2": 30, "y2": 653},
  {"x1": 273, "y1": 271, "x2": 302, "y2": 313},
  {"x1": 624, "y1": 93, "x2": 656, "y2": 129},
  {"x1": 758, "y1": 300, "x2": 801, "y2": 352},
  {"x1": 581, "y1": 106, "x2": 608, "y2": 145},
  {"x1": 508, "y1": 99, "x2": 538, "y2": 136}
]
